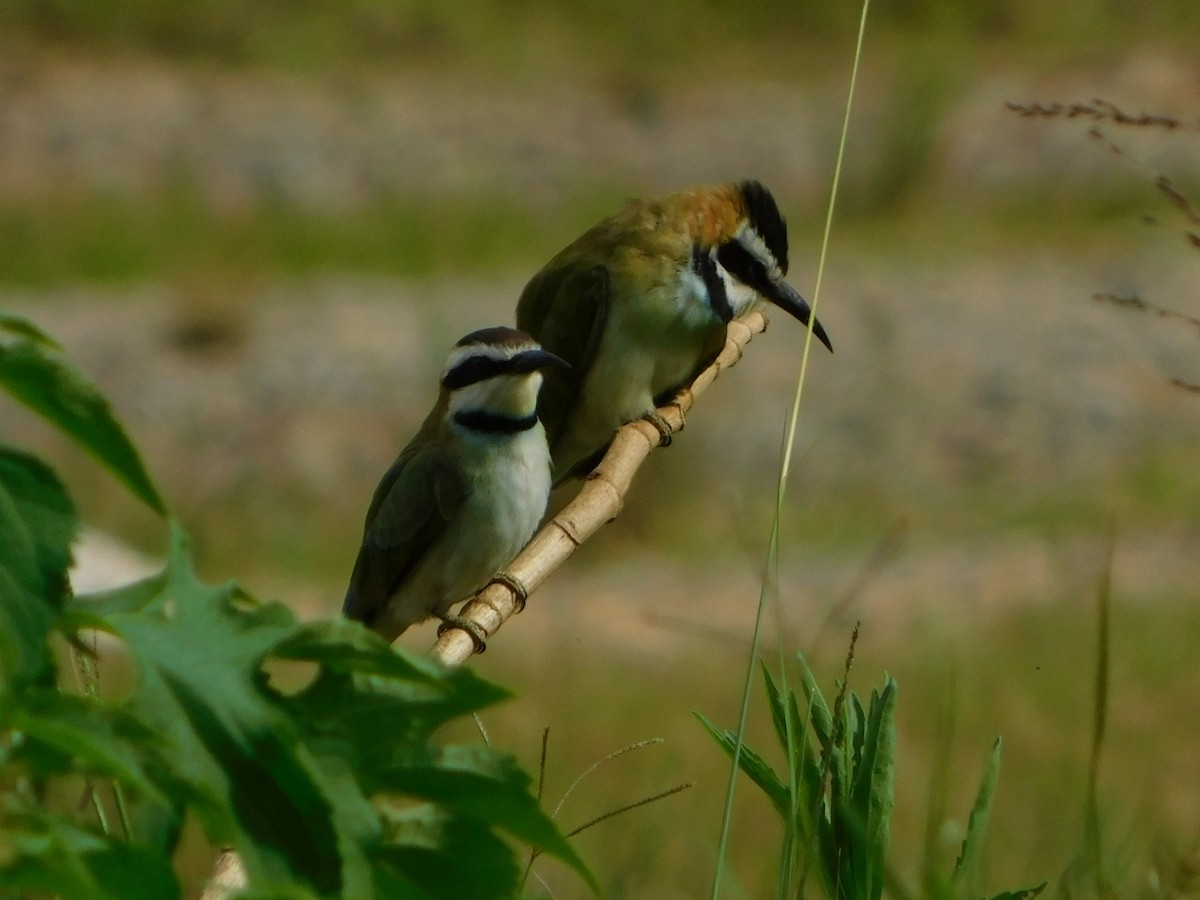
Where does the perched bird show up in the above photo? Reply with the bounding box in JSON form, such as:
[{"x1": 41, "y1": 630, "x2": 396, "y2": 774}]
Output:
[
  {"x1": 517, "y1": 180, "x2": 832, "y2": 483},
  {"x1": 343, "y1": 327, "x2": 568, "y2": 646}
]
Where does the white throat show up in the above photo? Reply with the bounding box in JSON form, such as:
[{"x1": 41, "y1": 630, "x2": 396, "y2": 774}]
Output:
[{"x1": 448, "y1": 372, "x2": 543, "y2": 422}]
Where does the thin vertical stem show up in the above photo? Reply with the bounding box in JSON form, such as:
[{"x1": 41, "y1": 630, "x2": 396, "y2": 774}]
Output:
[{"x1": 709, "y1": 2, "x2": 872, "y2": 897}]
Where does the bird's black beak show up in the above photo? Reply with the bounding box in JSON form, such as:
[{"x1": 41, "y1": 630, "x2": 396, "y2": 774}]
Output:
[
  {"x1": 511, "y1": 349, "x2": 571, "y2": 373},
  {"x1": 763, "y1": 278, "x2": 833, "y2": 353},
  {"x1": 715, "y1": 240, "x2": 833, "y2": 352}
]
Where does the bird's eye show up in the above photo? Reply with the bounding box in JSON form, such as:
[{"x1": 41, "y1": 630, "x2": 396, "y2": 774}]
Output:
[
  {"x1": 443, "y1": 355, "x2": 508, "y2": 390},
  {"x1": 716, "y1": 241, "x2": 771, "y2": 293}
]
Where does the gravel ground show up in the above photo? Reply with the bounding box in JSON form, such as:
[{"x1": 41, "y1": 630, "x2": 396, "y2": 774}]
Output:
[{"x1": 1, "y1": 51, "x2": 1197, "y2": 209}]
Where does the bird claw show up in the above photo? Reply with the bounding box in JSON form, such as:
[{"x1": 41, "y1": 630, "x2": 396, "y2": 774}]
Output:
[
  {"x1": 489, "y1": 570, "x2": 530, "y2": 614},
  {"x1": 437, "y1": 614, "x2": 488, "y2": 653},
  {"x1": 643, "y1": 411, "x2": 674, "y2": 447}
]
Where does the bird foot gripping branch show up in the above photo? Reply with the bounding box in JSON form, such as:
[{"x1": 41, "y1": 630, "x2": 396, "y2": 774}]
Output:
[
  {"x1": 642, "y1": 411, "x2": 676, "y2": 447},
  {"x1": 436, "y1": 614, "x2": 490, "y2": 654},
  {"x1": 489, "y1": 570, "x2": 530, "y2": 613}
]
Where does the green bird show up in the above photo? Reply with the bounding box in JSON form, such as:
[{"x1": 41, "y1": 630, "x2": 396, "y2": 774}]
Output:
[{"x1": 516, "y1": 180, "x2": 832, "y2": 484}]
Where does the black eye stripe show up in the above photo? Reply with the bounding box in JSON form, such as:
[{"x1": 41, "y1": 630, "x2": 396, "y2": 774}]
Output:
[
  {"x1": 442, "y1": 355, "x2": 517, "y2": 390},
  {"x1": 453, "y1": 410, "x2": 539, "y2": 434},
  {"x1": 442, "y1": 349, "x2": 557, "y2": 390},
  {"x1": 692, "y1": 245, "x2": 732, "y2": 323},
  {"x1": 716, "y1": 241, "x2": 771, "y2": 294}
]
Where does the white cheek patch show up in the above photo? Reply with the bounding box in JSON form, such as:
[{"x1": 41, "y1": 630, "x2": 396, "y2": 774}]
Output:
[
  {"x1": 718, "y1": 265, "x2": 760, "y2": 317},
  {"x1": 735, "y1": 223, "x2": 782, "y2": 281},
  {"x1": 447, "y1": 380, "x2": 490, "y2": 416},
  {"x1": 449, "y1": 373, "x2": 541, "y2": 418}
]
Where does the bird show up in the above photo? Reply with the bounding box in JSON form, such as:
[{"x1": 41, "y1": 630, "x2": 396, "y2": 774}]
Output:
[
  {"x1": 516, "y1": 179, "x2": 832, "y2": 483},
  {"x1": 342, "y1": 326, "x2": 568, "y2": 648}
]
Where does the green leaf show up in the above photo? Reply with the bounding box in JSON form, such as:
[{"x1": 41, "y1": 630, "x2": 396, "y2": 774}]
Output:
[
  {"x1": 275, "y1": 619, "x2": 511, "y2": 791},
  {"x1": 274, "y1": 617, "x2": 509, "y2": 721},
  {"x1": 854, "y1": 678, "x2": 897, "y2": 900},
  {"x1": 11, "y1": 690, "x2": 169, "y2": 804},
  {"x1": 0, "y1": 806, "x2": 180, "y2": 900},
  {"x1": 64, "y1": 523, "x2": 580, "y2": 899},
  {"x1": 273, "y1": 618, "x2": 593, "y2": 895},
  {"x1": 762, "y1": 663, "x2": 822, "y2": 792},
  {"x1": 761, "y1": 662, "x2": 792, "y2": 753},
  {"x1": 953, "y1": 737, "x2": 1003, "y2": 896},
  {"x1": 383, "y1": 743, "x2": 596, "y2": 891},
  {"x1": 77, "y1": 523, "x2": 376, "y2": 896},
  {"x1": 696, "y1": 712, "x2": 791, "y2": 819},
  {"x1": 378, "y1": 805, "x2": 518, "y2": 900},
  {"x1": 0, "y1": 445, "x2": 75, "y2": 690},
  {"x1": 0, "y1": 333, "x2": 166, "y2": 514},
  {"x1": 795, "y1": 653, "x2": 834, "y2": 754},
  {"x1": 0, "y1": 313, "x2": 62, "y2": 348},
  {"x1": 988, "y1": 883, "x2": 1048, "y2": 900},
  {"x1": 228, "y1": 889, "x2": 323, "y2": 900}
]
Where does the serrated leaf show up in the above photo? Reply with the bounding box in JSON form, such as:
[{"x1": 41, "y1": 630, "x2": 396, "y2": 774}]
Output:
[
  {"x1": 0, "y1": 334, "x2": 166, "y2": 514},
  {"x1": 383, "y1": 743, "x2": 595, "y2": 891},
  {"x1": 954, "y1": 737, "x2": 1003, "y2": 896},
  {"x1": 696, "y1": 712, "x2": 791, "y2": 819},
  {"x1": 76, "y1": 523, "x2": 376, "y2": 896},
  {"x1": 11, "y1": 689, "x2": 168, "y2": 804},
  {"x1": 274, "y1": 618, "x2": 509, "y2": 718},
  {"x1": 0, "y1": 807, "x2": 180, "y2": 900},
  {"x1": 275, "y1": 621, "x2": 511, "y2": 792},
  {"x1": 0, "y1": 445, "x2": 75, "y2": 690},
  {"x1": 378, "y1": 805, "x2": 518, "y2": 900},
  {"x1": 271, "y1": 619, "x2": 591, "y2": 895}
]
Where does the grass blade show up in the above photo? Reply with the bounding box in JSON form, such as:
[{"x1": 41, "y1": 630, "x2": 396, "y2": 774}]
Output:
[
  {"x1": 953, "y1": 737, "x2": 1002, "y2": 896},
  {"x1": 708, "y1": 1, "x2": 871, "y2": 894}
]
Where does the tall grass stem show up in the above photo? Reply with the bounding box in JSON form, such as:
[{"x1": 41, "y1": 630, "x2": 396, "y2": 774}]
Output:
[{"x1": 709, "y1": 2, "x2": 871, "y2": 897}]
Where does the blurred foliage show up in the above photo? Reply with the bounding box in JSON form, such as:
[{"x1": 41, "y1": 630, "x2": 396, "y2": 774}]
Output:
[
  {"x1": 0, "y1": 185, "x2": 631, "y2": 288},
  {"x1": 2, "y1": 0, "x2": 1198, "y2": 75},
  {"x1": 0, "y1": 183, "x2": 1170, "y2": 289},
  {"x1": 0, "y1": 312, "x2": 593, "y2": 898}
]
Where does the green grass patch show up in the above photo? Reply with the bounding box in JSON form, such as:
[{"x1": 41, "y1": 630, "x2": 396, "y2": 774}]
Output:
[
  {"x1": 0, "y1": 176, "x2": 1177, "y2": 290},
  {"x1": 0, "y1": 185, "x2": 635, "y2": 288}
]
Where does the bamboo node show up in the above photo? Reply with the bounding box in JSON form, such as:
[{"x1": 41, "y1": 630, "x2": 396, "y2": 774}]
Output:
[{"x1": 552, "y1": 514, "x2": 586, "y2": 547}]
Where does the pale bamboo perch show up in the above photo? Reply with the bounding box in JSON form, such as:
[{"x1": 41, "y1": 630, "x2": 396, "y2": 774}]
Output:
[
  {"x1": 429, "y1": 310, "x2": 768, "y2": 666},
  {"x1": 198, "y1": 310, "x2": 768, "y2": 899}
]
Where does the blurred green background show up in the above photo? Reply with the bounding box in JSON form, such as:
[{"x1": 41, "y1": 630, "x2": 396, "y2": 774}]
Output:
[{"x1": 3, "y1": 2, "x2": 1200, "y2": 897}]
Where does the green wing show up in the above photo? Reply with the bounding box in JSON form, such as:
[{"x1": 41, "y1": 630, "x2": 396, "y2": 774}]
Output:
[
  {"x1": 341, "y1": 440, "x2": 465, "y2": 626},
  {"x1": 515, "y1": 262, "x2": 609, "y2": 452}
]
